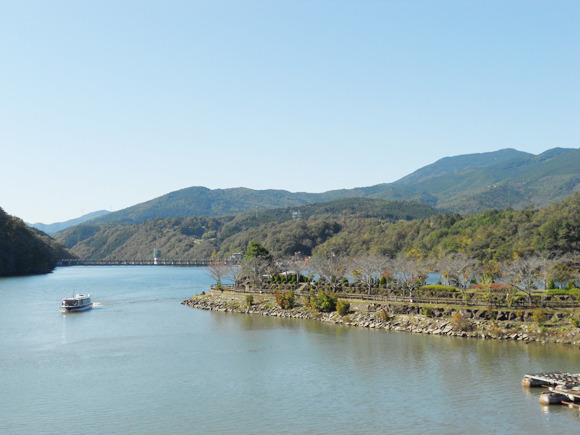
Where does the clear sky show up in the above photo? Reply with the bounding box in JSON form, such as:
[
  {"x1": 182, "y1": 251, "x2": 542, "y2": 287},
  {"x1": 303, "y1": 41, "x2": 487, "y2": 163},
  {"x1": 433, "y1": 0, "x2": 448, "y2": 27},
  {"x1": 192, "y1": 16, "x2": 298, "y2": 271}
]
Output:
[{"x1": 1, "y1": 0, "x2": 578, "y2": 224}]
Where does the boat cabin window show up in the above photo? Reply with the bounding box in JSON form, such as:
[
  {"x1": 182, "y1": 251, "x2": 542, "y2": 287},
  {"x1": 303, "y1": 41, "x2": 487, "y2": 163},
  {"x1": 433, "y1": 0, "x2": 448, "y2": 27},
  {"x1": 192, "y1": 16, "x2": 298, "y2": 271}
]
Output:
[{"x1": 63, "y1": 299, "x2": 79, "y2": 306}]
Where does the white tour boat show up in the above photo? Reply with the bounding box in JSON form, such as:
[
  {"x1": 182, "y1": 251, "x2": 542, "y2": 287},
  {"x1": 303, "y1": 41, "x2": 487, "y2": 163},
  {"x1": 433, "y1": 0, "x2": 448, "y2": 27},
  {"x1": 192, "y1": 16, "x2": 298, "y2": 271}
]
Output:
[{"x1": 61, "y1": 293, "x2": 93, "y2": 311}]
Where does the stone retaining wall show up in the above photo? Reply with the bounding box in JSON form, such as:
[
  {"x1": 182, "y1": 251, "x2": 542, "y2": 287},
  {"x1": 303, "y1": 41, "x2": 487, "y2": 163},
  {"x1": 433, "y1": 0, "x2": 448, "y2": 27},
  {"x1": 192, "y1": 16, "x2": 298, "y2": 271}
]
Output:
[{"x1": 182, "y1": 292, "x2": 580, "y2": 346}]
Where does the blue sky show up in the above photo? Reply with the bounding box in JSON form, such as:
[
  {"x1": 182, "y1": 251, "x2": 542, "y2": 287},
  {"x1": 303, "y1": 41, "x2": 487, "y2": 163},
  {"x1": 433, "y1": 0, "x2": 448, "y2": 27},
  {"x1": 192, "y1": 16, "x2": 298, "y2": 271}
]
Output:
[{"x1": 1, "y1": 0, "x2": 578, "y2": 224}]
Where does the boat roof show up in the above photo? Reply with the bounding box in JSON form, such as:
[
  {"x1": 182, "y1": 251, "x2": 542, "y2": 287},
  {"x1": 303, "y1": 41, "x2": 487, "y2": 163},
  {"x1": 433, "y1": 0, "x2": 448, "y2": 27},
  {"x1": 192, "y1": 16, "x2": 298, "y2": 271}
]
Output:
[{"x1": 62, "y1": 294, "x2": 91, "y2": 300}]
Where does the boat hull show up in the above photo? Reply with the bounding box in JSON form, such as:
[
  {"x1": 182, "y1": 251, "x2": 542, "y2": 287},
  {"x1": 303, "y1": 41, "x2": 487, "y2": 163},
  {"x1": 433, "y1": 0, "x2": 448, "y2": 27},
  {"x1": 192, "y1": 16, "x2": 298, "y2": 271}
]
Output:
[{"x1": 61, "y1": 303, "x2": 93, "y2": 312}]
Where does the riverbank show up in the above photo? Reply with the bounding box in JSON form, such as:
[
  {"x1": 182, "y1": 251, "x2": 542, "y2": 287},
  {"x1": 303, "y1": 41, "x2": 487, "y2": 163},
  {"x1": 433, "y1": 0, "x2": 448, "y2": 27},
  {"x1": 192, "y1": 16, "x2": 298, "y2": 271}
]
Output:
[{"x1": 182, "y1": 291, "x2": 580, "y2": 346}]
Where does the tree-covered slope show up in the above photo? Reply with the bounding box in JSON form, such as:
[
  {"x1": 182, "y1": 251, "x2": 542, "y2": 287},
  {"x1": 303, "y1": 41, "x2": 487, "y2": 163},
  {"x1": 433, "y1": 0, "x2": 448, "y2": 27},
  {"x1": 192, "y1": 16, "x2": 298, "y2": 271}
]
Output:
[
  {"x1": 391, "y1": 148, "x2": 532, "y2": 186},
  {"x1": 57, "y1": 198, "x2": 438, "y2": 259},
  {"x1": 0, "y1": 207, "x2": 75, "y2": 276},
  {"x1": 314, "y1": 193, "x2": 580, "y2": 261},
  {"x1": 57, "y1": 194, "x2": 580, "y2": 263},
  {"x1": 362, "y1": 148, "x2": 580, "y2": 213},
  {"x1": 90, "y1": 187, "x2": 320, "y2": 225}
]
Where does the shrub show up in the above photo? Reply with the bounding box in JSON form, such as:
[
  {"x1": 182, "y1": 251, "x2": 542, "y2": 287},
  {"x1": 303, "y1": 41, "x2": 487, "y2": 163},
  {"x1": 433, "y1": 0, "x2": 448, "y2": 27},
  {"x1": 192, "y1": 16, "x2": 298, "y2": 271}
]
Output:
[
  {"x1": 547, "y1": 288, "x2": 579, "y2": 296},
  {"x1": 570, "y1": 317, "x2": 580, "y2": 328},
  {"x1": 275, "y1": 291, "x2": 296, "y2": 309},
  {"x1": 548, "y1": 280, "x2": 556, "y2": 290},
  {"x1": 379, "y1": 309, "x2": 391, "y2": 322},
  {"x1": 245, "y1": 295, "x2": 254, "y2": 307},
  {"x1": 419, "y1": 285, "x2": 457, "y2": 293},
  {"x1": 422, "y1": 307, "x2": 433, "y2": 318},
  {"x1": 310, "y1": 291, "x2": 338, "y2": 313},
  {"x1": 451, "y1": 311, "x2": 471, "y2": 331},
  {"x1": 337, "y1": 300, "x2": 350, "y2": 316},
  {"x1": 532, "y1": 308, "x2": 546, "y2": 326},
  {"x1": 216, "y1": 283, "x2": 223, "y2": 291}
]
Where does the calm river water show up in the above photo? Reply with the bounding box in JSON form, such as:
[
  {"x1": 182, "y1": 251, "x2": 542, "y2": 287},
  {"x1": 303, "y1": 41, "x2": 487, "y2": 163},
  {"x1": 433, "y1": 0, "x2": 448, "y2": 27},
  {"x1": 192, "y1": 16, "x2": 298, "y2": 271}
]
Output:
[{"x1": 1, "y1": 267, "x2": 579, "y2": 434}]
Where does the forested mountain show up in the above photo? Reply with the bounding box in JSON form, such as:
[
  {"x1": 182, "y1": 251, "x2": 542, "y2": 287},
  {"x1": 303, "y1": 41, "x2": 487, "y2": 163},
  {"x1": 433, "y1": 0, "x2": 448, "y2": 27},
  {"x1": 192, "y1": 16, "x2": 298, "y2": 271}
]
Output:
[
  {"x1": 56, "y1": 198, "x2": 438, "y2": 259},
  {"x1": 83, "y1": 147, "x2": 580, "y2": 225},
  {"x1": 57, "y1": 194, "x2": 580, "y2": 263},
  {"x1": 370, "y1": 147, "x2": 580, "y2": 213},
  {"x1": 391, "y1": 148, "x2": 532, "y2": 186},
  {"x1": 27, "y1": 210, "x2": 110, "y2": 234},
  {"x1": 314, "y1": 193, "x2": 580, "y2": 261},
  {"x1": 90, "y1": 187, "x2": 317, "y2": 224},
  {"x1": 0, "y1": 207, "x2": 75, "y2": 277}
]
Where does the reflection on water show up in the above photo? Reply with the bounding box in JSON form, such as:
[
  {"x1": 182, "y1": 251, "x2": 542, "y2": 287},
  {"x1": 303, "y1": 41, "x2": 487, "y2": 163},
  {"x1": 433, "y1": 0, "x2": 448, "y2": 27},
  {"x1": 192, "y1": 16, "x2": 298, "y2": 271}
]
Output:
[{"x1": 1, "y1": 267, "x2": 580, "y2": 434}]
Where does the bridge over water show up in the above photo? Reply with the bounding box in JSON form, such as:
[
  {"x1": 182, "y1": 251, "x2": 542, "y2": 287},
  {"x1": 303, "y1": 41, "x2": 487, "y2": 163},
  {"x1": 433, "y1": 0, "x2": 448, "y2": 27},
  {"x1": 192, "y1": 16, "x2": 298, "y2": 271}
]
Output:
[{"x1": 57, "y1": 259, "x2": 239, "y2": 267}]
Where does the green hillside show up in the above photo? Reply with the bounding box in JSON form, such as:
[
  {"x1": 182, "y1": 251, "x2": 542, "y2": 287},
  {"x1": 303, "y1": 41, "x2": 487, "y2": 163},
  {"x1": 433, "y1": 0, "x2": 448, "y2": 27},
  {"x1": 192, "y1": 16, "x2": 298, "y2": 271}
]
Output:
[
  {"x1": 0, "y1": 207, "x2": 75, "y2": 276},
  {"x1": 83, "y1": 147, "x2": 580, "y2": 224},
  {"x1": 314, "y1": 193, "x2": 580, "y2": 261},
  {"x1": 57, "y1": 194, "x2": 580, "y2": 262},
  {"x1": 57, "y1": 198, "x2": 438, "y2": 259},
  {"x1": 91, "y1": 187, "x2": 319, "y2": 224},
  {"x1": 350, "y1": 147, "x2": 580, "y2": 213},
  {"x1": 392, "y1": 148, "x2": 532, "y2": 186}
]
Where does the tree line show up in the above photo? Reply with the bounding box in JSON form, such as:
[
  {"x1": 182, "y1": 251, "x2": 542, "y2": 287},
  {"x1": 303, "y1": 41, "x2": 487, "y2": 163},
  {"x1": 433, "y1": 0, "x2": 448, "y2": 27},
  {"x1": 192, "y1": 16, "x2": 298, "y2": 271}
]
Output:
[{"x1": 207, "y1": 241, "x2": 580, "y2": 307}]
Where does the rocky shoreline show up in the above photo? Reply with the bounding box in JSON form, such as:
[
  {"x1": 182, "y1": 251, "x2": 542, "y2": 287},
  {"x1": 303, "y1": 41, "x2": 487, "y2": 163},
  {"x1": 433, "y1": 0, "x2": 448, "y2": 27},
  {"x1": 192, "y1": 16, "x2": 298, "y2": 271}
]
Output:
[{"x1": 182, "y1": 292, "x2": 580, "y2": 346}]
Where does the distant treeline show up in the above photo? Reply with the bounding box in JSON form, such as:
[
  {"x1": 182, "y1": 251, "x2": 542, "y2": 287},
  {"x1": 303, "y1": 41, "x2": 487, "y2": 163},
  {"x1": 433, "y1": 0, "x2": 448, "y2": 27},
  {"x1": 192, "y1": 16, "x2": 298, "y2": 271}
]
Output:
[
  {"x1": 57, "y1": 195, "x2": 580, "y2": 262},
  {"x1": 0, "y1": 207, "x2": 74, "y2": 277}
]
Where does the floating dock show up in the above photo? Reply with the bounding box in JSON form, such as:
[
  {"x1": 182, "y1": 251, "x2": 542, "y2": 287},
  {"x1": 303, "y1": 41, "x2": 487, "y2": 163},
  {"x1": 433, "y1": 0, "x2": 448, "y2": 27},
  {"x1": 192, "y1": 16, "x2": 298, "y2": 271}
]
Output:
[{"x1": 522, "y1": 372, "x2": 580, "y2": 407}]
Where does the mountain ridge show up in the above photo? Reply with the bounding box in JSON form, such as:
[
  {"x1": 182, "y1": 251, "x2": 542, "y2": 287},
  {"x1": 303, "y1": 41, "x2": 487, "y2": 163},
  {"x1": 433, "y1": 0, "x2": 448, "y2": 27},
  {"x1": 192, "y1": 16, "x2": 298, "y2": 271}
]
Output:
[
  {"x1": 81, "y1": 147, "x2": 580, "y2": 225},
  {"x1": 28, "y1": 210, "x2": 110, "y2": 234}
]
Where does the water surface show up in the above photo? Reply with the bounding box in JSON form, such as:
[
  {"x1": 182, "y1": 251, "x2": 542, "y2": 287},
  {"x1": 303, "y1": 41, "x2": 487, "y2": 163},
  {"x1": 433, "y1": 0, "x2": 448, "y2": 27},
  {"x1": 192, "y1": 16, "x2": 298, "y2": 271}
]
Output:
[{"x1": 1, "y1": 267, "x2": 579, "y2": 434}]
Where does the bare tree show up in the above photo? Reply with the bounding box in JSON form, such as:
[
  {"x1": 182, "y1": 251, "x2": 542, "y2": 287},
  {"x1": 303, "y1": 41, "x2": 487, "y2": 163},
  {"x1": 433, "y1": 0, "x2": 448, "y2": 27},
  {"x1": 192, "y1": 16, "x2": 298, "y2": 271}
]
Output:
[
  {"x1": 241, "y1": 256, "x2": 273, "y2": 289},
  {"x1": 226, "y1": 263, "x2": 243, "y2": 289},
  {"x1": 308, "y1": 254, "x2": 346, "y2": 292},
  {"x1": 452, "y1": 254, "x2": 477, "y2": 295},
  {"x1": 534, "y1": 251, "x2": 559, "y2": 290},
  {"x1": 501, "y1": 256, "x2": 544, "y2": 305},
  {"x1": 205, "y1": 261, "x2": 230, "y2": 289},
  {"x1": 350, "y1": 253, "x2": 390, "y2": 295},
  {"x1": 435, "y1": 255, "x2": 459, "y2": 287},
  {"x1": 548, "y1": 253, "x2": 579, "y2": 289},
  {"x1": 391, "y1": 254, "x2": 424, "y2": 296},
  {"x1": 286, "y1": 254, "x2": 308, "y2": 286},
  {"x1": 434, "y1": 254, "x2": 476, "y2": 299}
]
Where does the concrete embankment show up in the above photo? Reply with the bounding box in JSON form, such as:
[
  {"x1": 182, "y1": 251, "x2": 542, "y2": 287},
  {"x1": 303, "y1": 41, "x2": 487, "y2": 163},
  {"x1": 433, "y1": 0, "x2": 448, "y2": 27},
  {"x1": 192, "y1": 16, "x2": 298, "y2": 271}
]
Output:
[{"x1": 182, "y1": 292, "x2": 580, "y2": 346}]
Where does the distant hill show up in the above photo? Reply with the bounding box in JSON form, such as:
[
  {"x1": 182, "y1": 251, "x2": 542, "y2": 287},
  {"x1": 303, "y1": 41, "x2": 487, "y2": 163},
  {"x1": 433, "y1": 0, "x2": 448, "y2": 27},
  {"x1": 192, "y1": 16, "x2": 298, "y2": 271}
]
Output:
[
  {"x1": 56, "y1": 198, "x2": 439, "y2": 259},
  {"x1": 28, "y1": 210, "x2": 110, "y2": 234},
  {"x1": 89, "y1": 187, "x2": 317, "y2": 225},
  {"x1": 0, "y1": 207, "x2": 75, "y2": 276},
  {"x1": 382, "y1": 147, "x2": 580, "y2": 213},
  {"x1": 81, "y1": 147, "x2": 580, "y2": 225},
  {"x1": 391, "y1": 148, "x2": 532, "y2": 186}
]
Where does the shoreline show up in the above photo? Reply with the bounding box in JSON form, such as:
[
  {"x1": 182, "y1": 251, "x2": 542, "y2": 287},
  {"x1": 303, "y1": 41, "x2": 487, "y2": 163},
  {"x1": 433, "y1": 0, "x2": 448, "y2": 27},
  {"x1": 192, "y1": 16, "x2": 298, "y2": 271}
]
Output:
[{"x1": 182, "y1": 291, "x2": 580, "y2": 346}]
